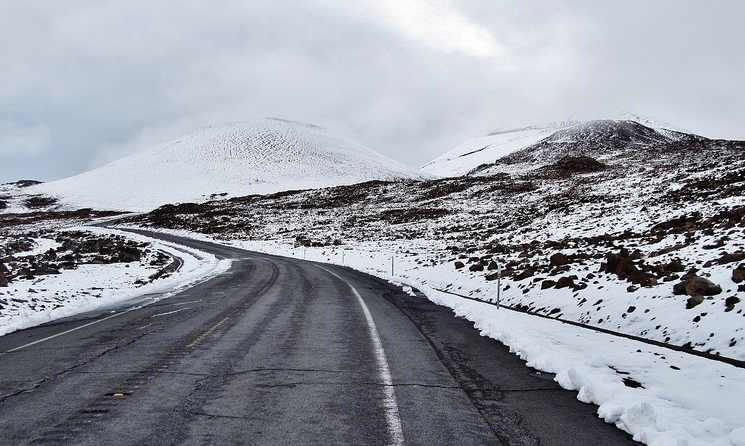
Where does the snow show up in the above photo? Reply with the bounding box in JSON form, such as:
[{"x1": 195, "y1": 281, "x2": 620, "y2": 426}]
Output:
[
  {"x1": 0, "y1": 227, "x2": 231, "y2": 336},
  {"x1": 420, "y1": 126, "x2": 563, "y2": 177},
  {"x1": 420, "y1": 114, "x2": 694, "y2": 177},
  {"x1": 29, "y1": 118, "x2": 430, "y2": 212}
]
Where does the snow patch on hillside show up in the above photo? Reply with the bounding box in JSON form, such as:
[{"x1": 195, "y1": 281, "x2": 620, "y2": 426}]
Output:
[{"x1": 421, "y1": 126, "x2": 564, "y2": 177}]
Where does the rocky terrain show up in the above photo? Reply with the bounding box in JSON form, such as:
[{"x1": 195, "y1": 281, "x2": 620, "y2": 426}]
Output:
[
  {"x1": 122, "y1": 120, "x2": 745, "y2": 361},
  {"x1": 0, "y1": 206, "x2": 210, "y2": 333}
]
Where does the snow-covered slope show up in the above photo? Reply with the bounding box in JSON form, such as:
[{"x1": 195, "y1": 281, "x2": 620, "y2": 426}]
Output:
[
  {"x1": 420, "y1": 124, "x2": 572, "y2": 177},
  {"x1": 32, "y1": 119, "x2": 429, "y2": 212},
  {"x1": 422, "y1": 114, "x2": 695, "y2": 177}
]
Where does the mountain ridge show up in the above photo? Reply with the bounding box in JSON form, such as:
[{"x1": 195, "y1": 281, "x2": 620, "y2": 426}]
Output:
[{"x1": 420, "y1": 114, "x2": 707, "y2": 177}]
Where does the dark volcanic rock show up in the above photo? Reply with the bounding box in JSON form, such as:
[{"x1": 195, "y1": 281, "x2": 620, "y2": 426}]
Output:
[
  {"x1": 514, "y1": 268, "x2": 535, "y2": 281},
  {"x1": 469, "y1": 263, "x2": 484, "y2": 272},
  {"x1": 553, "y1": 156, "x2": 606, "y2": 173},
  {"x1": 604, "y1": 251, "x2": 639, "y2": 278},
  {"x1": 0, "y1": 262, "x2": 8, "y2": 287},
  {"x1": 673, "y1": 281, "x2": 687, "y2": 295},
  {"x1": 686, "y1": 295, "x2": 705, "y2": 309},
  {"x1": 733, "y1": 265, "x2": 745, "y2": 283},
  {"x1": 680, "y1": 276, "x2": 722, "y2": 298},
  {"x1": 718, "y1": 251, "x2": 745, "y2": 265},
  {"x1": 549, "y1": 252, "x2": 570, "y2": 267},
  {"x1": 725, "y1": 296, "x2": 740, "y2": 312},
  {"x1": 555, "y1": 276, "x2": 577, "y2": 289},
  {"x1": 541, "y1": 280, "x2": 556, "y2": 290},
  {"x1": 23, "y1": 195, "x2": 58, "y2": 209}
]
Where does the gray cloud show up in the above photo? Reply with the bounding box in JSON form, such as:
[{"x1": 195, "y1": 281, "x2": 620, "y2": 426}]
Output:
[
  {"x1": 0, "y1": 121, "x2": 50, "y2": 157},
  {"x1": 1, "y1": 0, "x2": 744, "y2": 182}
]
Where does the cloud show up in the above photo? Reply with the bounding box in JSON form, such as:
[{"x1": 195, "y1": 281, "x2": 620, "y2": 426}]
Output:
[
  {"x1": 0, "y1": 122, "x2": 51, "y2": 158},
  {"x1": 0, "y1": 1, "x2": 744, "y2": 183},
  {"x1": 363, "y1": 0, "x2": 503, "y2": 58}
]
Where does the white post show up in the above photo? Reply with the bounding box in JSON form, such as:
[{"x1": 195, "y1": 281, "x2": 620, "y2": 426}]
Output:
[
  {"x1": 496, "y1": 261, "x2": 502, "y2": 309},
  {"x1": 391, "y1": 256, "x2": 394, "y2": 276},
  {"x1": 303, "y1": 247, "x2": 306, "y2": 260},
  {"x1": 342, "y1": 250, "x2": 345, "y2": 265}
]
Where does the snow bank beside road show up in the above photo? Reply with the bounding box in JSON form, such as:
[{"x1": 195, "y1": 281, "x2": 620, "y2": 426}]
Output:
[
  {"x1": 422, "y1": 287, "x2": 745, "y2": 446},
  {"x1": 0, "y1": 227, "x2": 231, "y2": 336}
]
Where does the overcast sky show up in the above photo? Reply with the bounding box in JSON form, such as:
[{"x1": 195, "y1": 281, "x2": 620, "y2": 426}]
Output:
[{"x1": 1, "y1": 0, "x2": 744, "y2": 183}]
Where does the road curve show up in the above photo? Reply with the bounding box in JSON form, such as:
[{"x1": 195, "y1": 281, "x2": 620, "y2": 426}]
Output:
[{"x1": 0, "y1": 232, "x2": 637, "y2": 445}]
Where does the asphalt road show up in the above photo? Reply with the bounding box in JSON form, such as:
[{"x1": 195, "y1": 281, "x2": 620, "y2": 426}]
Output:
[{"x1": 0, "y1": 232, "x2": 638, "y2": 445}]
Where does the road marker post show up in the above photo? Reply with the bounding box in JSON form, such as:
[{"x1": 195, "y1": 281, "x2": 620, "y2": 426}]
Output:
[{"x1": 496, "y1": 261, "x2": 502, "y2": 309}]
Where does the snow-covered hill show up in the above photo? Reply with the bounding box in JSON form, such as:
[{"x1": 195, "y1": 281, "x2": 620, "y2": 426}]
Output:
[
  {"x1": 31, "y1": 119, "x2": 429, "y2": 212},
  {"x1": 421, "y1": 114, "x2": 696, "y2": 177},
  {"x1": 420, "y1": 123, "x2": 573, "y2": 177}
]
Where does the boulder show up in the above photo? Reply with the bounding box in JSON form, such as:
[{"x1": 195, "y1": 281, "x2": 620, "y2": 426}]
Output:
[
  {"x1": 662, "y1": 259, "x2": 686, "y2": 273},
  {"x1": 725, "y1": 296, "x2": 740, "y2": 312},
  {"x1": 454, "y1": 261, "x2": 465, "y2": 270},
  {"x1": 549, "y1": 253, "x2": 570, "y2": 267},
  {"x1": 673, "y1": 282, "x2": 687, "y2": 295},
  {"x1": 555, "y1": 276, "x2": 577, "y2": 289},
  {"x1": 604, "y1": 252, "x2": 638, "y2": 279},
  {"x1": 514, "y1": 268, "x2": 535, "y2": 281},
  {"x1": 686, "y1": 295, "x2": 705, "y2": 309},
  {"x1": 732, "y1": 266, "x2": 745, "y2": 283},
  {"x1": 718, "y1": 251, "x2": 745, "y2": 265},
  {"x1": 541, "y1": 280, "x2": 557, "y2": 290},
  {"x1": 469, "y1": 263, "x2": 484, "y2": 272},
  {"x1": 685, "y1": 276, "x2": 722, "y2": 297}
]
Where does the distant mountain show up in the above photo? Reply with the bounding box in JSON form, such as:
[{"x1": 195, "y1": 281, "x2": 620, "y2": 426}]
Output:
[
  {"x1": 31, "y1": 119, "x2": 429, "y2": 212},
  {"x1": 420, "y1": 114, "x2": 700, "y2": 177},
  {"x1": 471, "y1": 119, "x2": 707, "y2": 176},
  {"x1": 420, "y1": 123, "x2": 573, "y2": 177}
]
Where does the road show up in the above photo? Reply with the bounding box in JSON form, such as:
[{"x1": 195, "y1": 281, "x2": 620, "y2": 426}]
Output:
[{"x1": 0, "y1": 232, "x2": 637, "y2": 445}]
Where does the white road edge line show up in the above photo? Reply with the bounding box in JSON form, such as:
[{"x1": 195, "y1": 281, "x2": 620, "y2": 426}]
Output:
[
  {"x1": 1, "y1": 309, "x2": 133, "y2": 354},
  {"x1": 317, "y1": 266, "x2": 405, "y2": 446},
  {"x1": 150, "y1": 308, "x2": 189, "y2": 318}
]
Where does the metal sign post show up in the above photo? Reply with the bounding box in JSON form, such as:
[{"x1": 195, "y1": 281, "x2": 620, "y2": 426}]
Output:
[{"x1": 496, "y1": 261, "x2": 502, "y2": 309}]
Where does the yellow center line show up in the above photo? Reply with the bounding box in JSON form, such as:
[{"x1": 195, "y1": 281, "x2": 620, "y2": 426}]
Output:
[{"x1": 186, "y1": 316, "x2": 231, "y2": 348}]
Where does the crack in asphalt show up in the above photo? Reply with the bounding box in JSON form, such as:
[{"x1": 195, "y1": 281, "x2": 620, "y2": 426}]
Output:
[
  {"x1": 0, "y1": 334, "x2": 146, "y2": 405},
  {"x1": 185, "y1": 410, "x2": 252, "y2": 421}
]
